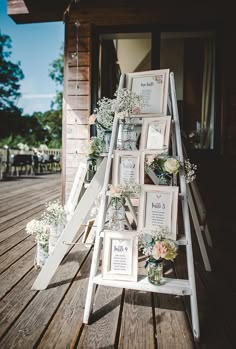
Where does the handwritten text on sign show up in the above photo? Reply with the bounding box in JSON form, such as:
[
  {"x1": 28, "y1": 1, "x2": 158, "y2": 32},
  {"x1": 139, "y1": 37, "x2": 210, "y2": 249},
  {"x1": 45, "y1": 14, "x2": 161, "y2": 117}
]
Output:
[
  {"x1": 110, "y1": 239, "x2": 132, "y2": 274},
  {"x1": 146, "y1": 120, "x2": 166, "y2": 149},
  {"x1": 145, "y1": 191, "x2": 172, "y2": 231},
  {"x1": 131, "y1": 74, "x2": 165, "y2": 114},
  {"x1": 119, "y1": 157, "x2": 138, "y2": 185}
]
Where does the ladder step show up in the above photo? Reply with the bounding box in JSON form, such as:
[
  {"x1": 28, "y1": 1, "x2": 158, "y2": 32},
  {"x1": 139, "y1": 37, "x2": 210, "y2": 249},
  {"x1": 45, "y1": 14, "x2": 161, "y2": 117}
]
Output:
[{"x1": 93, "y1": 273, "x2": 192, "y2": 296}]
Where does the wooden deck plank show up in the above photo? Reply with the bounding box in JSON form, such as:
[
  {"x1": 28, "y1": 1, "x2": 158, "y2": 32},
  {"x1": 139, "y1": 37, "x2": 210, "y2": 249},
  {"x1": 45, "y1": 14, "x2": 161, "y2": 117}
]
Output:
[
  {"x1": 0, "y1": 229, "x2": 32, "y2": 256},
  {"x1": 0, "y1": 187, "x2": 60, "y2": 217},
  {"x1": 78, "y1": 285, "x2": 123, "y2": 348},
  {"x1": 0, "y1": 268, "x2": 38, "y2": 339},
  {"x1": 0, "y1": 192, "x2": 60, "y2": 232},
  {"x1": 37, "y1": 253, "x2": 93, "y2": 349},
  {"x1": 0, "y1": 188, "x2": 60, "y2": 224},
  {"x1": 0, "y1": 242, "x2": 90, "y2": 349},
  {"x1": 118, "y1": 289, "x2": 155, "y2": 349},
  {"x1": 152, "y1": 260, "x2": 194, "y2": 348},
  {"x1": 0, "y1": 249, "x2": 35, "y2": 299},
  {"x1": 0, "y1": 205, "x2": 48, "y2": 243},
  {"x1": 154, "y1": 293, "x2": 194, "y2": 348},
  {"x1": 0, "y1": 236, "x2": 35, "y2": 274}
]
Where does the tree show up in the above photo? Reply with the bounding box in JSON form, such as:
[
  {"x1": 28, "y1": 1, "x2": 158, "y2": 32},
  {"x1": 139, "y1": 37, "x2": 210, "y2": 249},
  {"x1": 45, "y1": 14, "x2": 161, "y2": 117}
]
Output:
[
  {"x1": 0, "y1": 31, "x2": 24, "y2": 111},
  {"x1": 49, "y1": 43, "x2": 64, "y2": 111}
]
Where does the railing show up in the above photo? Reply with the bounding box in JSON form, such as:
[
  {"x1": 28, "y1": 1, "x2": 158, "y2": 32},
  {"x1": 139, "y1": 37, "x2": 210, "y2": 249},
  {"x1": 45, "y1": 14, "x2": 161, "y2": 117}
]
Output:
[{"x1": 0, "y1": 148, "x2": 62, "y2": 179}]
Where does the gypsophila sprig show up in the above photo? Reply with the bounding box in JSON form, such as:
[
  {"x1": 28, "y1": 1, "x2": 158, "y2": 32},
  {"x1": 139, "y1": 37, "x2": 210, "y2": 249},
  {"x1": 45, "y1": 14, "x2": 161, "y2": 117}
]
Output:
[
  {"x1": 91, "y1": 88, "x2": 143, "y2": 129},
  {"x1": 114, "y1": 88, "x2": 143, "y2": 116},
  {"x1": 107, "y1": 184, "x2": 140, "y2": 199},
  {"x1": 41, "y1": 200, "x2": 66, "y2": 225},
  {"x1": 184, "y1": 159, "x2": 197, "y2": 183},
  {"x1": 26, "y1": 219, "x2": 50, "y2": 252}
]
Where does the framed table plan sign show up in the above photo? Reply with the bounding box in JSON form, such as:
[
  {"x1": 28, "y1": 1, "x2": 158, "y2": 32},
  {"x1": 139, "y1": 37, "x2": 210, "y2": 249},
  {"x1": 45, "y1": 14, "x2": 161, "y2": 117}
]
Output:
[
  {"x1": 139, "y1": 116, "x2": 171, "y2": 151},
  {"x1": 102, "y1": 230, "x2": 138, "y2": 281},
  {"x1": 126, "y1": 69, "x2": 170, "y2": 116},
  {"x1": 112, "y1": 150, "x2": 141, "y2": 186},
  {"x1": 137, "y1": 185, "x2": 179, "y2": 240}
]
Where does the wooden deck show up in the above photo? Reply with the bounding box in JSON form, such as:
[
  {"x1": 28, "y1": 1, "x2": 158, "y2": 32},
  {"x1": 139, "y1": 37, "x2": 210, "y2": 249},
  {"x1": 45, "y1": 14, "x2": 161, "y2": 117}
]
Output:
[{"x1": 0, "y1": 174, "x2": 235, "y2": 348}]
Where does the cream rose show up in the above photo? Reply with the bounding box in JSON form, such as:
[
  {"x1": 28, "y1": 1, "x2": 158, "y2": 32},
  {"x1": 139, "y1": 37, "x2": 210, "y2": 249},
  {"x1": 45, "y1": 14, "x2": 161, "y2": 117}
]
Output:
[{"x1": 163, "y1": 158, "x2": 180, "y2": 174}]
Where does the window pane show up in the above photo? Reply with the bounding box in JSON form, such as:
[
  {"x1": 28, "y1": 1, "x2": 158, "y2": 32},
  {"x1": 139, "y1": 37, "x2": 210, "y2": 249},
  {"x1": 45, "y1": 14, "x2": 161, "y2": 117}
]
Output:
[{"x1": 160, "y1": 32, "x2": 215, "y2": 150}]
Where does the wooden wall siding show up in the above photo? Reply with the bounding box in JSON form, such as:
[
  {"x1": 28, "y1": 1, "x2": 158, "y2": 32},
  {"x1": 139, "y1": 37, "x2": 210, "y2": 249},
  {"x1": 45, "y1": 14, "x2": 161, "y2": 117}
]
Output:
[{"x1": 63, "y1": 20, "x2": 91, "y2": 203}]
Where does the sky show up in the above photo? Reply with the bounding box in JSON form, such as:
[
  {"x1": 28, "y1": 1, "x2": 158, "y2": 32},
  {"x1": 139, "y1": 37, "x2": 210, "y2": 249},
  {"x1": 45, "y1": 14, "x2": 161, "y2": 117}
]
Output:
[{"x1": 0, "y1": 0, "x2": 64, "y2": 115}]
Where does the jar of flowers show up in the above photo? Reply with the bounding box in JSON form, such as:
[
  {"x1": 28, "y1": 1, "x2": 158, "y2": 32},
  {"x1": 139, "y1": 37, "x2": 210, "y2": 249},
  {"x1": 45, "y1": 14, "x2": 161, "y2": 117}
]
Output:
[
  {"x1": 89, "y1": 88, "x2": 143, "y2": 152},
  {"x1": 107, "y1": 184, "x2": 140, "y2": 230},
  {"x1": 26, "y1": 218, "x2": 50, "y2": 268},
  {"x1": 84, "y1": 136, "x2": 103, "y2": 182},
  {"x1": 145, "y1": 154, "x2": 197, "y2": 185},
  {"x1": 26, "y1": 200, "x2": 66, "y2": 267},
  {"x1": 138, "y1": 229, "x2": 178, "y2": 285},
  {"x1": 41, "y1": 200, "x2": 66, "y2": 255}
]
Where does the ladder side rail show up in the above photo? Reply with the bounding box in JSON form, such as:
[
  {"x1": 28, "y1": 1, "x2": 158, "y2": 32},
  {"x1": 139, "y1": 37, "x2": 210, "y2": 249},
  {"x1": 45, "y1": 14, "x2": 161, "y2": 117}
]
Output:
[
  {"x1": 170, "y1": 72, "x2": 200, "y2": 340},
  {"x1": 83, "y1": 74, "x2": 126, "y2": 323}
]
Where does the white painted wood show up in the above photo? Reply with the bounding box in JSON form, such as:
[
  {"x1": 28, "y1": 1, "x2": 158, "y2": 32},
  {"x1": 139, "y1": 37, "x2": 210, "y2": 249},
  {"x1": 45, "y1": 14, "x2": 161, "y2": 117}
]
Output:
[
  {"x1": 187, "y1": 185, "x2": 211, "y2": 271},
  {"x1": 93, "y1": 273, "x2": 192, "y2": 296},
  {"x1": 65, "y1": 160, "x2": 88, "y2": 220},
  {"x1": 170, "y1": 72, "x2": 200, "y2": 341},
  {"x1": 31, "y1": 157, "x2": 107, "y2": 290},
  {"x1": 83, "y1": 114, "x2": 120, "y2": 323}
]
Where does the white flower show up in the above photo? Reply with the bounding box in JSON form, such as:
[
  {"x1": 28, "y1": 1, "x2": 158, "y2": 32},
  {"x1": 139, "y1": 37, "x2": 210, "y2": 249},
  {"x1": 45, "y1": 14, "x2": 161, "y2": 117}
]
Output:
[{"x1": 163, "y1": 158, "x2": 180, "y2": 174}]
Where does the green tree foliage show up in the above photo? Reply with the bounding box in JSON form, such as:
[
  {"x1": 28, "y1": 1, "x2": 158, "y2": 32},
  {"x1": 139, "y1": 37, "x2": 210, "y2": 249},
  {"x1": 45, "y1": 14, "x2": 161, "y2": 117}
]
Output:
[
  {"x1": 0, "y1": 32, "x2": 64, "y2": 149},
  {"x1": 49, "y1": 44, "x2": 63, "y2": 111},
  {"x1": 0, "y1": 31, "x2": 24, "y2": 111}
]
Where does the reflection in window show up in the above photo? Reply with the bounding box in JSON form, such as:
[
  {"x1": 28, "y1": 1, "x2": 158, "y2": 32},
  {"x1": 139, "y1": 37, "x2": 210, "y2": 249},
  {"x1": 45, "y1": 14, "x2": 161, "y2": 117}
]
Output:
[
  {"x1": 99, "y1": 33, "x2": 152, "y2": 99},
  {"x1": 160, "y1": 32, "x2": 215, "y2": 150}
]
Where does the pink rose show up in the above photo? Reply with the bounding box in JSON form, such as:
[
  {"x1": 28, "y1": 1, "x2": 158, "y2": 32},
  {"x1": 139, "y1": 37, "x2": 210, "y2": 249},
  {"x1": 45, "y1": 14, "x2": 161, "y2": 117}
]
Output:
[
  {"x1": 132, "y1": 106, "x2": 141, "y2": 114},
  {"x1": 152, "y1": 241, "x2": 168, "y2": 259}
]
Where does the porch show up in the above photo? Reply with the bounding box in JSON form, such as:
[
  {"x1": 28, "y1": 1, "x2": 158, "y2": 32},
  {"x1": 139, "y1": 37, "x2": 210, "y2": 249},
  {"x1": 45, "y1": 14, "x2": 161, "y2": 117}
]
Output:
[{"x1": 0, "y1": 173, "x2": 234, "y2": 348}]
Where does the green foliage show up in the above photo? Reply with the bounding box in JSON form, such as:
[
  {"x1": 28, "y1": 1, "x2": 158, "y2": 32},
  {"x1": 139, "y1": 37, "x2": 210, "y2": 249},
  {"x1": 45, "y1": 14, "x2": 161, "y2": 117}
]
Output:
[
  {"x1": 0, "y1": 31, "x2": 24, "y2": 111},
  {"x1": 0, "y1": 33, "x2": 63, "y2": 149},
  {"x1": 49, "y1": 44, "x2": 63, "y2": 111}
]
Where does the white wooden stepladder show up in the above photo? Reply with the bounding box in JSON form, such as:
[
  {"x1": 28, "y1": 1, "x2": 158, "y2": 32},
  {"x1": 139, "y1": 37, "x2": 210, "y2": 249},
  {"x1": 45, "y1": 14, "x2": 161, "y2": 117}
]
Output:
[{"x1": 83, "y1": 72, "x2": 200, "y2": 341}]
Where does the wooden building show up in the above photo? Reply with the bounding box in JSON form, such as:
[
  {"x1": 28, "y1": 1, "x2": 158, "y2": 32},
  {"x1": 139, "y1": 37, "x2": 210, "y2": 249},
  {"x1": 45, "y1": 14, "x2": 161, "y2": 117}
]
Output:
[{"x1": 7, "y1": 0, "x2": 236, "y2": 234}]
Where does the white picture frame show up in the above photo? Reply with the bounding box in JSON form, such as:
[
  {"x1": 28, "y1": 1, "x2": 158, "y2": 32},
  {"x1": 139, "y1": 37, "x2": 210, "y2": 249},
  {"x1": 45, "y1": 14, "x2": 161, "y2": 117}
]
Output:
[
  {"x1": 137, "y1": 184, "x2": 179, "y2": 240},
  {"x1": 102, "y1": 230, "x2": 138, "y2": 281},
  {"x1": 112, "y1": 150, "x2": 141, "y2": 186},
  {"x1": 140, "y1": 116, "x2": 171, "y2": 151},
  {"x1": 126, "y1": 69, "x2": 170, "y2": 116}
]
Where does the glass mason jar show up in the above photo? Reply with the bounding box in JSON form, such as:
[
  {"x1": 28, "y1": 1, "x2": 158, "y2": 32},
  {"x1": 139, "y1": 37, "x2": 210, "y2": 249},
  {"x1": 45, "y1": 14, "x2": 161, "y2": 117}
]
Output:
[
  {"x1": 35, "y1": 240, "x2": 48, "y2": 268},
  {"x1": 158, "y1": 173, "x2": 172, "y2": 186},
  {"x1": 108, "y1": 197, "x2": 125, "y2": 231},
  {"x1": 103, "y1": 129, "x2": 112, "y2": 153},
  {"x1": 147, "y1": 258, "x2": 164, "y2": 285},
  {"x1": 86, "y1": 158, "x2": 96, "y2": 182},
  {"x1": 119, "y1": 123, "x2": 136, "y2": 150}
]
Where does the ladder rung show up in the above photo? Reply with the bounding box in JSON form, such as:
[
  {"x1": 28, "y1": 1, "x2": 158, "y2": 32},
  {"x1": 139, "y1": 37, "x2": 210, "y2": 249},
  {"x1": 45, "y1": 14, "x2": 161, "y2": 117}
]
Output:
[{"x1": 93, "y1": 273, "x2": 192, "y2": 296}]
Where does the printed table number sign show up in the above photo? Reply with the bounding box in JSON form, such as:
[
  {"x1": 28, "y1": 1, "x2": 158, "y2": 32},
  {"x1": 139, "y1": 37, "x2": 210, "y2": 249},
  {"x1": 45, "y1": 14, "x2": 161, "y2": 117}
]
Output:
[
  {"x1": 138, "y1": 185, "x2": 179, "y2": 240},
  {"x1": 126, "y1": 69, "x2": 170, "y2": 116},
  {"x1": 110, "y1": 239, "x2": 132, "y2": 275},
  {"x1": 102, "y1": 231, "x2": 138, "y2": 281},
  {"x1": 145, "y1": 191, "x2": 172, "y2": 231},
  {"x1": 112, "y1": 150, "x2": 140, "y2": 186},
  {"x1": 140, "y1": 116, "x2": 171, "y2": 151}
]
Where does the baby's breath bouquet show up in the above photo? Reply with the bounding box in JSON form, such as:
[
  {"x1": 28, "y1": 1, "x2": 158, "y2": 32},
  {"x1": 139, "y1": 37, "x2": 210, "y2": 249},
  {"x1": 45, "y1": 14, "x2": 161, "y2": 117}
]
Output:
[
  {"x1": 26, "y1": 218, "x2": 50, "y2": 268},
  {"x1": 41, "y1": 199, "x2": 66, "y2": 225},
  {"x1": 89, "y1": 88, "x2": 143, "y2": 130},
  {"x1": 26, "y1": 200, "x2": 66, "y2": 267}
]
